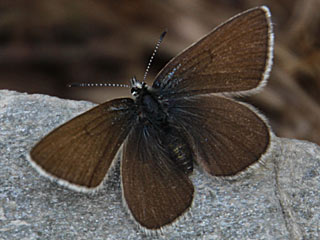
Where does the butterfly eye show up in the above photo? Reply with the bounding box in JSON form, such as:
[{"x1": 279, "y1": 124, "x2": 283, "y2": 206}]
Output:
[{"x1": 131, "y1": 87, "x2": 139, "y2": 97}]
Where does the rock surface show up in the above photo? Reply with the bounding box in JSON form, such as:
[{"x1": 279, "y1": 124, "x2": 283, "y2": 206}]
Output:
[{"x1": 0, "y1": 90, "x2": 319, "y2": 240}]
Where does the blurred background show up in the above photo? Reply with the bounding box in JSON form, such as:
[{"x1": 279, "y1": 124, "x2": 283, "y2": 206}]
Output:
[{"x1": 0, "y1": 0, "x2": 319, "y2": 144}]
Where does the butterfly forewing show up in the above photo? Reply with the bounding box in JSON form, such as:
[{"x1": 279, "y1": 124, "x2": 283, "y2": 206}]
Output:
[
  {"x1": 168, "y1": 95, "x2": 270, "y2": 176},
  {"x1": 29, "y1": 98, "x2": 136, "y2": 189},
  {"x1": 121, "y1": 125, "x2": 194, "y2": 229},
  {"x1": 153, "y1": 7, "x2": 272, "y2": 96}
]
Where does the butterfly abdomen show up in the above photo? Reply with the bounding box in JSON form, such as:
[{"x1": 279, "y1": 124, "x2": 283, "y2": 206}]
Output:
[{"x1": 161, "y1": 127, "x2": 194, "y2": 174}]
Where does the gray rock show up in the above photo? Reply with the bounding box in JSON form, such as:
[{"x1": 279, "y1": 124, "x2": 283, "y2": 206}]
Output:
[{"x1": 0, "y1": 89, "x2": 319, "y2": 240}]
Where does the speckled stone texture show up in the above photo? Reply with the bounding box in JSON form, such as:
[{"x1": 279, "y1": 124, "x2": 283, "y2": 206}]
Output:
[{"x1": 0, "y1": 90, "x2": 319, "y2": 240}]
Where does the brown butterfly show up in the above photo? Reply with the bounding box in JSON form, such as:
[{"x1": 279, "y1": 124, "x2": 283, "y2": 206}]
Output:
[{"x1": 28, "y1": 6, "x2": 274, "y2": 232}]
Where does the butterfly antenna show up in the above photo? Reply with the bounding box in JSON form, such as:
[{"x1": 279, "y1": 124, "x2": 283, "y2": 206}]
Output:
[
  {"x1": 143, "y1": 30, "x2": 167, "y2": 82},
  {"x1": 68, "y1": 83, "x2": 130, "y2": 88}
]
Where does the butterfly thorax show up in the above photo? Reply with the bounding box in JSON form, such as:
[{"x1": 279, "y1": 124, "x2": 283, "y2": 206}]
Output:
[{"x1": 131, "y1": 78, "x2": 167, "y2": 127}]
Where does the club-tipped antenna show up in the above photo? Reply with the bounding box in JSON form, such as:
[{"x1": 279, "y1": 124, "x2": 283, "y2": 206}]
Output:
[
  {"x1": 68, "y1": 82, "x2": 130, "y2": 88},
  {"x1": 143, "y1": 30, "x2": 167, "y2": 82}
]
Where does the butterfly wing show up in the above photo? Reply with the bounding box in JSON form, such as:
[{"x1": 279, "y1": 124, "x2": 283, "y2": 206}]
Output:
[
  {"x1": 29, "y1": 98, "x2": 136, "y2": 191},
  {"x1": 168, "y1": 95, "x2": 270, "y2": 176},
  {"x1": 121, "y1": 124, "x2": 194, "y2": 230},
  {"x1": 153, "y1": 6, "x2": 273, "y2": 96}
]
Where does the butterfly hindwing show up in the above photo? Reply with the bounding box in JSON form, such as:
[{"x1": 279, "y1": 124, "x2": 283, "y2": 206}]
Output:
[
  {"x1": 168, "y1": 95, "x2": 270, "y2": 176},
  {"x1": 121, "y1": 124, "x2": 194, "y2": 229}
]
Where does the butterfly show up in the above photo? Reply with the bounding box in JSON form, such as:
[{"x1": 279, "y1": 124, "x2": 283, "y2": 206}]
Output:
[{"x1": 28, "y1": 6, "x2": 274, "y2": 232}]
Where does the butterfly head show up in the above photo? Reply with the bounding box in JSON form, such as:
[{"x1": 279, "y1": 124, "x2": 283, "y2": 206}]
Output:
[{"x1": 130, "y1": 76, "x2": 148, "y2": 98}]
